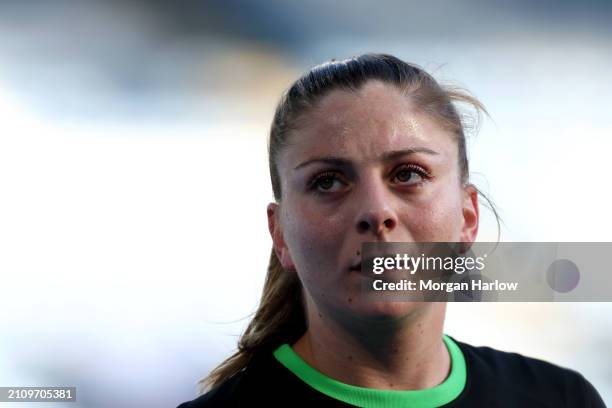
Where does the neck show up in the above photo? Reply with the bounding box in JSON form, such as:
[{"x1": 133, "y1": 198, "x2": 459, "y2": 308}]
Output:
[{"x1": 292, "y1": 300, "x2": 449, "y2": 390}]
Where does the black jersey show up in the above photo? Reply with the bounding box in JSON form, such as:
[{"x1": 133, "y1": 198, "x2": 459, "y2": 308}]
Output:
[{"x1": 176, "y1": 335, "x2": 606, "y2": 407}]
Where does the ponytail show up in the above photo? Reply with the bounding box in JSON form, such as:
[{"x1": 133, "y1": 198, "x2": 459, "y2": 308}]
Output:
[{"x1": 198, "y1": 249, "x2": 306, "y2": 392}]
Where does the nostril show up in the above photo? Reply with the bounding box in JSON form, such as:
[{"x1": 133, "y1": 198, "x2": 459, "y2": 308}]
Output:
[
  {"x1": 384, "y1": 219, "x2": 396, "y2": 229},
  {"x1": 357, "y1": 218, "x2": 396, "y2": 234},
  {"x1": 357, "y1": 220, "x2": 369, "y2": 232}
]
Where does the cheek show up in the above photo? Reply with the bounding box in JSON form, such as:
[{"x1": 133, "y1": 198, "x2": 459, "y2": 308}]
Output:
[
  {"x1": 403, "y1": 186, "x2": 464, "y2": 242},
  {"x1": 281, "y1": 199, "x2": 348, "y2": 280}
]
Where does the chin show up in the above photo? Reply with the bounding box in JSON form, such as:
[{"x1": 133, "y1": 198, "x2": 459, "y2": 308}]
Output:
[{"x1": 349, "y1": 299, "x2": 426, "y2": 322}]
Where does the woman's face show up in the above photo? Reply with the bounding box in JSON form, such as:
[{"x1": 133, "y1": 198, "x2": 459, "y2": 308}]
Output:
[{"x1": 268, "y1": 80, "x2": 479, "y2": 319}]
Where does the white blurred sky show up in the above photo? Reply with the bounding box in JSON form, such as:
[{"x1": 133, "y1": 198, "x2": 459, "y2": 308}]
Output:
[{"x1": 1, "y1": 2, "x2": 611, "y2": 407}]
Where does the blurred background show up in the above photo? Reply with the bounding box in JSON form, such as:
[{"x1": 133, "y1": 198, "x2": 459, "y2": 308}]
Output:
[{"x1": 0, "y1": 0, "x2": 611, "y2": 406}]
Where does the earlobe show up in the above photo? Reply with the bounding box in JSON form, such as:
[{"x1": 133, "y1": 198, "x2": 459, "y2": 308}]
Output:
[
  {"x1": 461, "y1": 184, "x2": 480, "y2": 243},
  {"x1": 267, "y1": 202, "x2": 279, "y2": 238},
  {"x1": 267, "y1": 203, "x2": 283, "y2": 259},
  {"x1": 266, "y1": 202, "x2": 296, "y2": 272}
]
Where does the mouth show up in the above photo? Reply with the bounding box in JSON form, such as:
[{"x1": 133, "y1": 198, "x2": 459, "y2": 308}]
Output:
[
  {"x1": 348, "y1": 256, "x2": 385, "y2": 273},
  {"x1": 348, "y1": 253, "x2": 396, "y2": 271},
  {"x1": 348, "y1": 254, "x2": 413, "y2": 276}
]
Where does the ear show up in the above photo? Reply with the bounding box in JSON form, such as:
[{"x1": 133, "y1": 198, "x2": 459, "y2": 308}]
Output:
[
  {"x1": 267, "y1": 202, "x2": 296, "y2": 272},
  {"x1": 460, "y1": 184, "x2": 479, "y2": 243}
]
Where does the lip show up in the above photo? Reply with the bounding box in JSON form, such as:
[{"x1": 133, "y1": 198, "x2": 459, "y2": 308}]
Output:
[
  {"x1": 348, "y1": 255, "x2": 392, "y2": 273},
  {"x1": 348, "y1": 255, "x2": 369, "y2": 271},
  {"x1": 348, "y1": 254, "x2": 416, "y2": 276}
]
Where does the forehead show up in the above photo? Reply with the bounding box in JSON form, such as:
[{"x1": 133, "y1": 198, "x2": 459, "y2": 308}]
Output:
[{"x1": 283, "y1": 80, "x2": 456, "y2": 166}]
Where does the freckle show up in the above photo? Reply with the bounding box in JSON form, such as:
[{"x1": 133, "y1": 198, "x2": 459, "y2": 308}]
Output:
[
  {"x1": 318, "y1": 313, "x2": 322, "y2": 318},
  {"x1": 348, "y1": 355, "x2": 353, "y2": 360},
  {"x1": 347, "y1": 297, "x2": 352, "y2": 303},
  {"x1": 357, "y1": 250, "x2": 360, "y2": 255},
  {"x1": 389, "y1": 383, "x2": 394, "y2": 388},
  {"x1": 393, "y1": 348, "x2": 398, "y2": 353}
]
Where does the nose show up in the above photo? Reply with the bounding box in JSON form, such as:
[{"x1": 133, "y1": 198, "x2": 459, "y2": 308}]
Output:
[{"x1": 355, "y1": 181, "x2": 398, "y2": 237}]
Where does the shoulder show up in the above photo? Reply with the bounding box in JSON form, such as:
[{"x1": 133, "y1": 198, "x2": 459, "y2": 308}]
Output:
[
  {"x1": 453, "y1": 337, "x2": 606, "y2": 407},
  {"x1": 175, "y1": 372, "x2": 245, "y2": 408},
  {"x1": 175, "y1": 351, "x2": 287, "y2": 408}
]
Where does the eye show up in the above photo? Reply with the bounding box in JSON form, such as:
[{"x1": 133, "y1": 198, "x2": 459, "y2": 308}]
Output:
[
  {"x1": 309, "y1": 171, "x2": 346, "y2": 193},
  {"x1": 392, "y1": 164, "x2": 430, "y2": 186}
]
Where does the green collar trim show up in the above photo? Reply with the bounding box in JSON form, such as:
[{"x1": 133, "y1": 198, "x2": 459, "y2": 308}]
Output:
[{"x1": 273, "y1": 334, "x2": 466, "y2": 408}]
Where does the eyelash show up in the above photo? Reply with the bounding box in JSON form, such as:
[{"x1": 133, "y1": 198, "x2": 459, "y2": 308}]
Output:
[
  {"x1": 308, "y1": 164, "x2": 432, "y2": 194},
  {"x1": 392, "y1": 164, "x2": 432, "y2": 183},
  {"x1": 308, "y1": 171, "x2": 343, "y2": 194}
]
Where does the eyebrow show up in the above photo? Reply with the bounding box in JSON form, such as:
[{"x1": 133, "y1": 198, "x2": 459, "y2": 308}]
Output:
[{"x1": 293, "y1": 147, "x2": 440, "y2": 170}]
